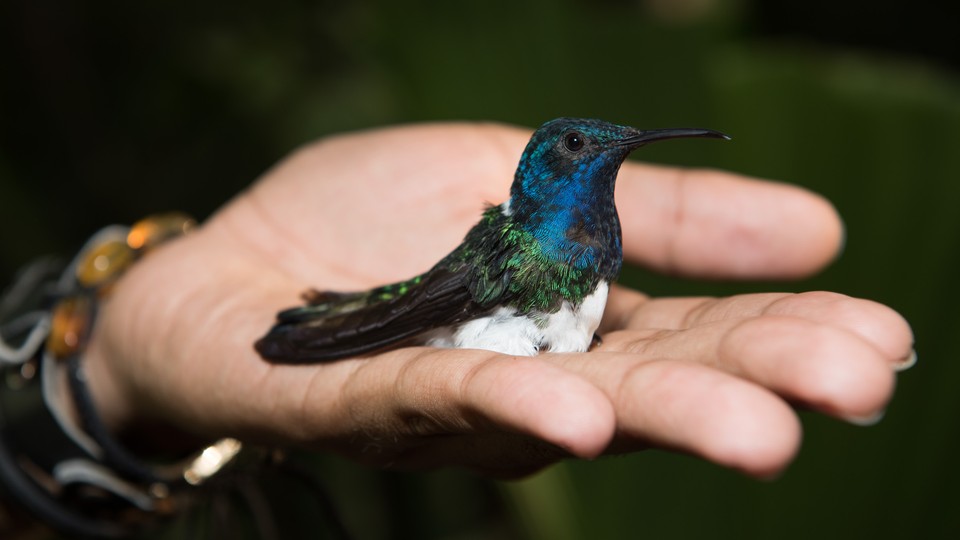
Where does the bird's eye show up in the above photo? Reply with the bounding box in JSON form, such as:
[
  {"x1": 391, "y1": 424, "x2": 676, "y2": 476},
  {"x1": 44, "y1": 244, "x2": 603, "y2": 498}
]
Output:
[{"x1": 563, "y1": 131, "x2": 584, "y2": 152}]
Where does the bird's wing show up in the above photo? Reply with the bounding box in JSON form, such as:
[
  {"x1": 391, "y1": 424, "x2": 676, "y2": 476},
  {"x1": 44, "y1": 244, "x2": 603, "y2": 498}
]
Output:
[
  {"x1": 254, "y1": 265, "x2": 501, "y2": 363},
  {"x1": 255, "y1": 207, "x2": 521, "y2": 364}
]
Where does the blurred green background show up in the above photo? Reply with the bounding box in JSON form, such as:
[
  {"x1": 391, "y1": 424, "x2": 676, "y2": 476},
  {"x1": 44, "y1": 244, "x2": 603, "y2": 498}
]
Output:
[{"x1": 2, "y1": 0, "x2": 958, "y2": 538}]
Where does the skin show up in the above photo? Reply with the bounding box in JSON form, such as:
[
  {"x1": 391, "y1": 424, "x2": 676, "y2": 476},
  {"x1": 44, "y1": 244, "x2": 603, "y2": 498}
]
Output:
[{"x1": 82, "y1": 122, "x2": 914, "y2": 479}]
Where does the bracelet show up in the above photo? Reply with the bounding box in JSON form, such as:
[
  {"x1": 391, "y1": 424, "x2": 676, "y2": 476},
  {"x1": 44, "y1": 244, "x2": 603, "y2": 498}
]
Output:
[{"x1": 0, "y1": 213, "x2": 243, "y2": 538}]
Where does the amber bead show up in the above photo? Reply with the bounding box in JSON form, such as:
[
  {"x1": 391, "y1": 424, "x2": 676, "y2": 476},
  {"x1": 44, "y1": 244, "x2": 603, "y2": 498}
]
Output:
[
  {"x1": 127, "y1": 212, "x2": 196, "y2": 252},
  {"x1": 46, "y1": 296, "x2": 92, "y2": 360},
  {"x1": 75, "y1": 239, "x2": 135, "y2": 289}
]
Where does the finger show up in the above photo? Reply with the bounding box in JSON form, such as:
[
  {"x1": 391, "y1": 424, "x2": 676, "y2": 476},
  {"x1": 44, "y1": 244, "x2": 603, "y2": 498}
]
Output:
[
  {"x1": 601, "y1": 288, "x2": 905, "y2": 422},
  {"x1": 292, "y1": 348, "x2": 617, "y2": 466},
  {"x1": 599, "y1": 316, "x2": 895, "y2": 424},
  {"x1": 760, "y1": 292, "x2": 916, "y2": 369},
  {"x1": 603, "y1": 288, "x2": 915, "y2": 368},
  {"x1": 553, "y1": 354, "x2": 801, "y2": 478},
  {"x1": 615, "y1": 163, "x2": 844, "y2": 279}
]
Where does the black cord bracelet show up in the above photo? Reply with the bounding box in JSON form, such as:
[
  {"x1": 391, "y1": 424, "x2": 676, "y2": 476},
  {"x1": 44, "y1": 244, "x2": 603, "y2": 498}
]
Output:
[
  {"x1": 65, "y1": 353, "x2": 161, "y2": 485},
  {"x1": 0, "y1": 215, "x2": 244, "y2": 538},
  {"x1": 0, "y1": 214, "x2": 356, "y2": 539}
]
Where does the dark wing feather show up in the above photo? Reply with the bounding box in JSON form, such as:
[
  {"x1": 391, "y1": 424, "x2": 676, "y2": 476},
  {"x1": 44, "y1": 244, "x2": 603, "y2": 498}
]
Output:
[
  {"x1": 255, "y1": 267, "x2": 487, "y2": 363},
  {"x1": 255, "y1": 206, "x2": 521, "y2": 364}
]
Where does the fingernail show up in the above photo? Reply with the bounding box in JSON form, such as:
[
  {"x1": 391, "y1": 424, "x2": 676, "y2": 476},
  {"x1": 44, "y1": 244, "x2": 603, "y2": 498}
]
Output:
[
  {"x1": 843, "y1": 409, "x2": 886, "y2": 427},
  {"x1": 894, "y1": 349, "x2": 917, "y2": 372}
]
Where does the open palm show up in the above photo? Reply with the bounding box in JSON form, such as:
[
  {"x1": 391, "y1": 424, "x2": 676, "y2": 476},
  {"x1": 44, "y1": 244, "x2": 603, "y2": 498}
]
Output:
[{"x1": 86, "y1": 123, "x2": 913, "y2": 478}]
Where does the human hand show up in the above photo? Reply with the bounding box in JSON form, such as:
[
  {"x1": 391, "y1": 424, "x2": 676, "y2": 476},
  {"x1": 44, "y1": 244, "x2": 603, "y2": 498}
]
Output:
[{"x1": 84, "y1": 122, "x2": 914, "y2": 478}]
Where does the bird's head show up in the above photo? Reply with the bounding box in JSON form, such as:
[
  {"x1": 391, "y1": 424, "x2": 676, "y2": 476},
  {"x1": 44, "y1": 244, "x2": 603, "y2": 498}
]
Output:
[{"x1": 510, "y1": 117, "x2": 728, "y2": 212}]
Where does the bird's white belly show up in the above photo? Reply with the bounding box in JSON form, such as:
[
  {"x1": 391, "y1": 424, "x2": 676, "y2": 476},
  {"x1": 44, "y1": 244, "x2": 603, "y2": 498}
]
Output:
[{"x1": 425, "y1": 281, "x2": 609, "y2": 356}]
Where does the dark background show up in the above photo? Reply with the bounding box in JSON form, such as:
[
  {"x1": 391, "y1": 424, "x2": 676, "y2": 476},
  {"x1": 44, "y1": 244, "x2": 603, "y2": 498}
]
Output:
[{"x1": 2, "y1": 0, "x2": 958, "y2": 538}]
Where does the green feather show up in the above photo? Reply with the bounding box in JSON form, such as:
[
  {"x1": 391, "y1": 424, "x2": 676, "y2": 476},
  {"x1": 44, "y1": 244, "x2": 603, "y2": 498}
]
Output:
[{"x1": 442, "y1": 206, "x2": 601, "y2": 314}]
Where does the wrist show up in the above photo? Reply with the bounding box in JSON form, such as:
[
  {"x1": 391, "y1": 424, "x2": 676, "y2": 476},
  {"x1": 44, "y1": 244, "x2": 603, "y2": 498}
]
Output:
[
  {"x1": 84, "y1": 322, "x2": 214, "y2": 457},
  {"x1": 80, "y1": 322, "x2": 131, "y2": 436}
]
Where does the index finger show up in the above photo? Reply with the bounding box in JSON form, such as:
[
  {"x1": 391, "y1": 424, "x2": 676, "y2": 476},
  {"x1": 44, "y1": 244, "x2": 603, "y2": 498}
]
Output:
[{"x1": 616, "y1": 163, "x2": 844, "y2": 279}]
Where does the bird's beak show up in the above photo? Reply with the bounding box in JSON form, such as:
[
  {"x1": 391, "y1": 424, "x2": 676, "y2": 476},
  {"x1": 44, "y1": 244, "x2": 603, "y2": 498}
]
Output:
[{"x1": 615, "y1": 128, "x2": 730, "y2": 149}]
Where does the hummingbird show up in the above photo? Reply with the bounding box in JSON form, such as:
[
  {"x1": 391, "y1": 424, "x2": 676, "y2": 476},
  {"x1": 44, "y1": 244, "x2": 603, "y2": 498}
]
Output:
[{"x1": 255, "y1": 118, "x2": 728, "y2": 363}]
